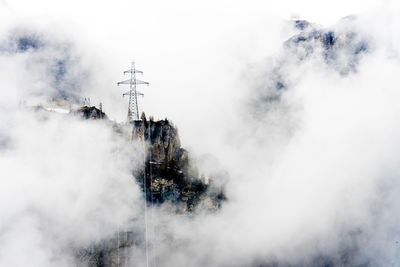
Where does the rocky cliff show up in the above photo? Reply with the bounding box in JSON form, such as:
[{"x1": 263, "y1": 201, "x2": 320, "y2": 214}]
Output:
[
  {"x1": 132, "y1": 117, "x2": 225, "y2": 212},
  {"x1": 75, "y1": 105, "x2": 107, "y2": 120},
  {"x1": 75, "y1": 106, "x2": 225, "y2": 211},
  {"x1": 74, "y1": 109, "x2": 225, "y2": 266}
]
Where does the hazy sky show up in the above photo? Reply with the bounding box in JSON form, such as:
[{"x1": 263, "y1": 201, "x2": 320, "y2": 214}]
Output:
[
  {"x1": 2, "y1": 0, "x2": 400, "y2": 266},
  {"x1": 0, "y1": 1, "x2": 389, "y2": 157},
  {"x1": 0, "y1": 0, "x2": 386, "y2": 142}
]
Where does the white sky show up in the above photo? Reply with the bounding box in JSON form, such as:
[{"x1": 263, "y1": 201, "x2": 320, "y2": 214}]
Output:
[{"x1": 0, "y1": 0, "x2": 390, "y2": 154}]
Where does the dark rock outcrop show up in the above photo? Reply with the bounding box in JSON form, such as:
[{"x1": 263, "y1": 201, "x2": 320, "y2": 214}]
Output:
[
  {"x1": 80, "y1": 116, "x2": 225, "y2": 266},
  {"x1": 75, "y1": 106, "x2": 107, "y2": 120},
  {"x1": 132, "y1": 117, "x2": 225, "y2": 212},
  {"x1": 250, "y1": 17, "x2": 371, "y2": 118},
  {"x1": 284, "y1": 18, "x2": 370, "y2": 72}
]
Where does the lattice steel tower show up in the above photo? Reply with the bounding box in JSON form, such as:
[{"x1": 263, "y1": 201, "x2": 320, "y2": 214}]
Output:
[{"x1": 117, "y1": 61, "x2": 149, "y2": 122}]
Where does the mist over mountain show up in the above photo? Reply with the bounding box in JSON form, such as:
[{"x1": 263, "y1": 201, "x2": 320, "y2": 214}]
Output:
[
  {"x1": 0, "y1": 27, "x2": 92, "y2": 102},
  {"x1": 1, "y1": 1, "x2": 400, "y2": 266}
]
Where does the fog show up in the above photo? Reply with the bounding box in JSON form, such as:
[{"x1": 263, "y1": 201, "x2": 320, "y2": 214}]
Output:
[{"x1": 1, "y1": 0, "x2": 400, "y2": 266}]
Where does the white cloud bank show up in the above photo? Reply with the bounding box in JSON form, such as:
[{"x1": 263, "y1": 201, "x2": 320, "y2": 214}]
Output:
[{"x1": 1, "y1": 0, "x2": 400, "y2": 266}]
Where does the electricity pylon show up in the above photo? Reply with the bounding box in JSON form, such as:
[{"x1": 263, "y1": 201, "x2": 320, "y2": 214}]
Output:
[{"x1": 117, "y1": 61, "x2": 149, "y2": 122}]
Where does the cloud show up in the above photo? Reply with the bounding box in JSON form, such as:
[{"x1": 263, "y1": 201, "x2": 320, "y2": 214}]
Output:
[
  {"x1": 1, "y1": 0, "x2": 400, "y2": 266},
  {"x1": 0, "y1": 13, "x2": 151, "y2": 266},
  {"x1": 0, "y1": 93, "x2": 145, "y2": 266},
  {"x1": 143, "y1": 10, "x2": 400, "y2": 267}
]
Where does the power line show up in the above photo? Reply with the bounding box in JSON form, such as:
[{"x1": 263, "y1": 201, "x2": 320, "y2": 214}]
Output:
[
  {"x1": 148, "y1": 120, "x2": 157, "y2": 267},
  {"x1": 143, "y1": 139, "x2": 150, "y2": 267}
]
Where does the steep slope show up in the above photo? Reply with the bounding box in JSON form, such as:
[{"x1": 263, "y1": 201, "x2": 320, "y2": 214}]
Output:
[
  {"x1": 75, "y1": 110, "x2": 225, "y2": 266},
  {"x1": 132, "y1": 117, "x2": 225, "y2": 212}
]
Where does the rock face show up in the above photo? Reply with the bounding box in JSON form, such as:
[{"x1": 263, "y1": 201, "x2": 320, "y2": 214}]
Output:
[
  {"x1": 79, "y1": 116, "x2": 225, "y2": 266},
  {"x1": 70, "y1": 107, "x2": 224, "y2": 211},
  {"x1": 284, "y1": 19, "x2": 369, "y2": 70},
  {"x1": 75, "y1": 106, "x2": 107, "y2": 120},
  {"x1": 132, "y1": 118, "x2": 224, "y2": 212},
  {"x1": 250, "y1": 17, "x2": 370, "y2": 118}
]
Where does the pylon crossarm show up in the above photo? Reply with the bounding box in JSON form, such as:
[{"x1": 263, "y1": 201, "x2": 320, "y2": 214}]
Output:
[
  {"x1": 136, "y1": 79, "x2": 149, "y2": 85},
  {"x1": 123, "y1": 91, "x2": 144, "y2": 97},
  {"x1": 124, "y1": 69, "x2": 143, "y2": 74},
  {"x1": 118, "y1": 79, "x2": 148, "y2": 86},
  {"x1": 117, "y1": 79, "x2": 132, "y2": 85}
]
